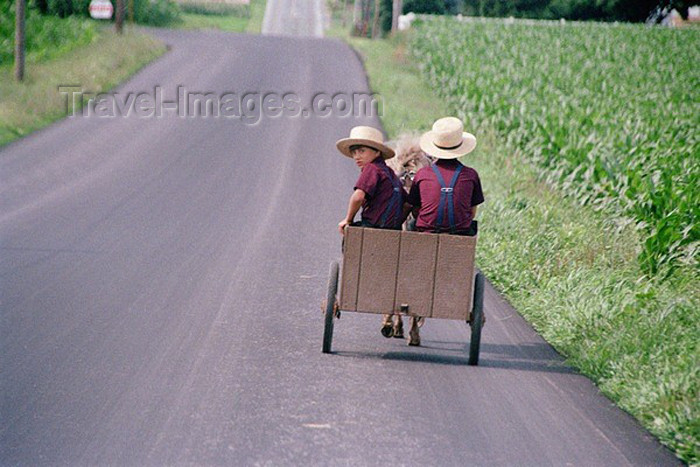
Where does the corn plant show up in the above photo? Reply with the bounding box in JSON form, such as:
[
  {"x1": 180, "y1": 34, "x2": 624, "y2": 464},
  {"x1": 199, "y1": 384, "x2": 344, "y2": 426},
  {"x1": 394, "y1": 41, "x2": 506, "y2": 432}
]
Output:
[{"x1": 409, "y1": 16, "x2": 699, "y2": 276}]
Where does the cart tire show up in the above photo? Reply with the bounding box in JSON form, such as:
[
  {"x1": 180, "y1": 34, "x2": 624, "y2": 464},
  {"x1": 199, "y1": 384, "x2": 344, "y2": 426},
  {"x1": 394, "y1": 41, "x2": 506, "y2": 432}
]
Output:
[
  {"x1": 322, "y1": 261, "x2": 339, "y2": 354},
  {"x1": 468, "y1": 271, "x2": 485, "y2": 365}
]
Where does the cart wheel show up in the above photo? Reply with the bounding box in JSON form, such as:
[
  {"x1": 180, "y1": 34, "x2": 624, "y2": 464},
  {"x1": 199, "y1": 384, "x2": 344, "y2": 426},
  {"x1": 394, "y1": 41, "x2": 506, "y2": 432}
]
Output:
[
  {"x1": 322, "y1": 261, "x2": 340, "y2": 354},
  {"x1": 468, "y1": 271, "x2": 485, "y2": 366}
]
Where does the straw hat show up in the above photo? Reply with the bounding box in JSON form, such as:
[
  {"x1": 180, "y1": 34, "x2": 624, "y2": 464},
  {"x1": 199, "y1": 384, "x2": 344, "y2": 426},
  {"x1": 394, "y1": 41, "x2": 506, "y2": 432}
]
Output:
[
  {"x1": 336, "y1": 126, "x2": 395, "y2": 160},
  {"x1": 419, "y1": 117, "x2": 477, "y2": 159}
]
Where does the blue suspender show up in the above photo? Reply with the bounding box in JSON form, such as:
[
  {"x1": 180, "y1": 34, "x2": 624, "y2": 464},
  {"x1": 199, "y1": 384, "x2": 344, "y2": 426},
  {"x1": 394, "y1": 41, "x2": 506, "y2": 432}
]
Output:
[
  {"x1": 431, "y1": 164, "x2": 463, "y2": 232},
  {"x1": 379, "y1": 166, "x2": 403, "y2": 228}
]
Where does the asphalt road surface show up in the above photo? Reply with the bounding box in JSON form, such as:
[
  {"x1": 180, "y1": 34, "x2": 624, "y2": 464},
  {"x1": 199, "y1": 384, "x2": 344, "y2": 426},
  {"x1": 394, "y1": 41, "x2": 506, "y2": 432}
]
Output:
[
  {"x1": 0, "y1": 7, "x2": 681, "y2": 467},
  {"x1": 263, "y1": 0, "x2": 326, "y2": 36}
]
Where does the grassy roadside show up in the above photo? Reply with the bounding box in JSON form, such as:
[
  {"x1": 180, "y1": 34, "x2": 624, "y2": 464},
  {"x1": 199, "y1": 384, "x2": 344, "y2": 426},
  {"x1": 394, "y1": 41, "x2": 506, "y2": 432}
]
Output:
[
  {"x1": 246, "y1": 0, "x2": 266, "y2": 33},
  {"x1": 325, "y1": 11, "x2": 448, "y2": 134},
  {"x1": 0, "y1": 26, "x2": 166, "y2": 147},
  {"x1": 179, "y1": 12, "x2": 249, "y2": 31},
  {"x1": 175, "y1": 0, "x2": 265, "y2": 33},
  {"x1": 328, "y1": 14, "x2": 698, "y2": 466},
  {"x1": 1, "y1": 0, "x2": 267, "y2": 147}
]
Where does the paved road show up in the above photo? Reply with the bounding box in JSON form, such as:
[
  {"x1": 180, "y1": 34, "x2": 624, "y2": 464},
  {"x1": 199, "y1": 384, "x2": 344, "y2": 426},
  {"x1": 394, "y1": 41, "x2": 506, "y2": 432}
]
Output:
[
  {"x1": 262, "y1": 0, "x2": 326, "y2": 36},
  {"x1": 0, "y1": 10, "x2": 681, "y2": 467}
]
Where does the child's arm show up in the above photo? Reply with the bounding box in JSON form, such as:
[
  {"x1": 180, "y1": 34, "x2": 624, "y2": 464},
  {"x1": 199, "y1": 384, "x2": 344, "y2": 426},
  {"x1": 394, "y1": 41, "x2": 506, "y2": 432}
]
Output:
[
  {"x1": 471, "y1": 206, "x2": 478, "y2": 219},
  {"x1": 338, "y1": 189, "x2": 366, "y2": 235}
]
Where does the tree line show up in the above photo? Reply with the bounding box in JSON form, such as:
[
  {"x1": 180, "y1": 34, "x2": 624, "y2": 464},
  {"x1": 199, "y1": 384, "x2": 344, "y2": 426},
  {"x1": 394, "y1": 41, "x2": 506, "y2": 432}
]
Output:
[
  {"x1": 456, "y1": 0, "x2": 694, "y2": 22},
  {"x1": 347, "y1": 0, "x2": 696, "y2": 36},
  {"x1": 21, "y1": 0, "x2": 179, "y2": 25}
]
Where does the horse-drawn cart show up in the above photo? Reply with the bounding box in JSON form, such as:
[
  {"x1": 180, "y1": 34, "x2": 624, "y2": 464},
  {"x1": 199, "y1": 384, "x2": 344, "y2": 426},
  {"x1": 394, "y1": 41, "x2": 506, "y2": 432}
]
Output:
[{"x1": 322, "y1": 226, "x2": 485, "y2": 365}]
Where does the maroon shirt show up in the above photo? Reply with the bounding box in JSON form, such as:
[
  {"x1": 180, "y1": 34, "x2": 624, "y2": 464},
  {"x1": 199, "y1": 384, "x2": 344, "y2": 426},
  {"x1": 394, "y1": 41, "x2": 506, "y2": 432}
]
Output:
[
  {"x1": 407, "y1": 160, "x2": 484, "y2": 232},
  {"x1": 354, "y1": 158, "x2": 405, "y2": 228}
]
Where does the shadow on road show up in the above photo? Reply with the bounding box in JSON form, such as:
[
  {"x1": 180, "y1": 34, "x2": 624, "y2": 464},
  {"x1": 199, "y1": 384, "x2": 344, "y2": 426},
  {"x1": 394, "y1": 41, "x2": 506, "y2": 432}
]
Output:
[{"x1": 331, "y1": 342, "x2": 577, "y2": 374}]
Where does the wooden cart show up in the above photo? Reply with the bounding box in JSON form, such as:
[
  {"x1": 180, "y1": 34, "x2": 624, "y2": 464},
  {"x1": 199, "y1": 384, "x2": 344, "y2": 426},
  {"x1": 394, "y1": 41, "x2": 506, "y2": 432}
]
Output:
[{"x1": 322, "y1": 226, "x2": 485, "y2": 365}]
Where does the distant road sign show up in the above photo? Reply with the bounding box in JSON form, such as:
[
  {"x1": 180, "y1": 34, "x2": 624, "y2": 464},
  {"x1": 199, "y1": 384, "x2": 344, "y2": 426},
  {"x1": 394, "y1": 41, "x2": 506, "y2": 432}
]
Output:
[{"x1": 89, "y1": 0, "x2": 113, "y2": 19}]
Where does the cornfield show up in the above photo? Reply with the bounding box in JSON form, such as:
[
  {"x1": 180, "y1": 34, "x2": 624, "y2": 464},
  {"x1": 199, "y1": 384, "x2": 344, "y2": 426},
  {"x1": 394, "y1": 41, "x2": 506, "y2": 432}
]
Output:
[{"x1": 409, "y1": 17, "x2": 699, "y2": 276}]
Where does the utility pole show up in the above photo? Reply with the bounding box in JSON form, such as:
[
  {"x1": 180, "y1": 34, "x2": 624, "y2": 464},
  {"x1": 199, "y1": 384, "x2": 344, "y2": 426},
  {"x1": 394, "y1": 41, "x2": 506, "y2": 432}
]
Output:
[
  {"x1": 371, "y1": 0, "x2": 380, "y2": 38},
  {"x1": 115, "y1": 0, "x2": 124, "y2": 34},
  {"x1": 15, "y1": 0, "x2": 26, "y2": 82},
  {"x1": 361, "y1": 0, "x2": 370, "y2": 36},
  {"x1": 342, "y1": 0, "x2": 348, "y2": 28},
  {"x1": 353, "y1": 0, "x2": 362, "y2": 35},
  {"x1": 392, "y1": 0, "x2": 402, "y2": 32}
]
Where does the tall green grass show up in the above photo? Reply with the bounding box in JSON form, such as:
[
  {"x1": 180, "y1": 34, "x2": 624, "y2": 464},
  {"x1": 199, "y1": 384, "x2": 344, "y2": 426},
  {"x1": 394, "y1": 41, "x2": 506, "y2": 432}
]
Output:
[{"x1": 409, "y1": 17, "x2": 699, "y2": 276}]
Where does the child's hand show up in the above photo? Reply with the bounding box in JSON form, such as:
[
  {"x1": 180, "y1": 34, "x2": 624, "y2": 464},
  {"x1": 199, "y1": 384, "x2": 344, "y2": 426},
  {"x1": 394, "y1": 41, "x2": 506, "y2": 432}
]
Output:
[{"x1": 340, "y1": 189, "x2": 364, "y2": 235}]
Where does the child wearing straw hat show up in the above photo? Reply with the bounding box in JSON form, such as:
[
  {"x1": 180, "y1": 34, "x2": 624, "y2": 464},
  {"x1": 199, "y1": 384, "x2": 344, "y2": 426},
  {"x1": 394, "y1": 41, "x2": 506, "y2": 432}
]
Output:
[
  {"x1": 402, "y1": 117, "x2": 484, "y2": 346},
  {"x1": 337, "y1": 126, "x2": 410, "y2": 341},
  {"x1": 336, "y1": 126, "x2": 406, "y2": 235},
  {"x1": 407, "y1": 117, "x2": 484, "y2": 236}
]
